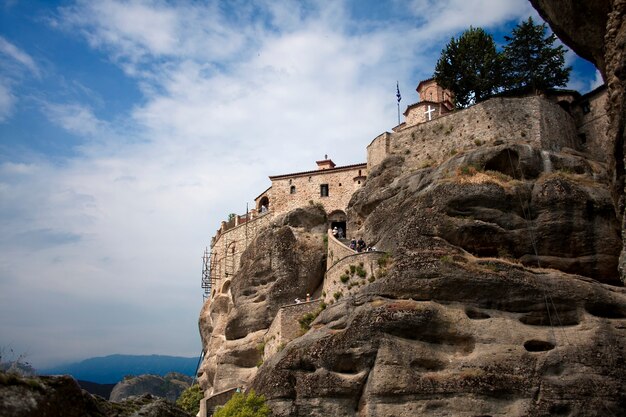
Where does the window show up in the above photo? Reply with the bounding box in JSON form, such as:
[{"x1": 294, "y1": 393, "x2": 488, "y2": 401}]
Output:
[
  {"x1": 320, "y1": 184, "x2": 329, "y2": 197},
  {"x1": 582, "y1": 100, "x2": 591, "y2": 114},
  {"x1": 290, "y1": 185, "x2": 296, "y2": 194}
]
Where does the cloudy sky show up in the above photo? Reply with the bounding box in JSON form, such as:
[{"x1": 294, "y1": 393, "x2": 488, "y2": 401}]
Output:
[{"x1": 0, "y1": 0, "x2": 600, "y2": 369}]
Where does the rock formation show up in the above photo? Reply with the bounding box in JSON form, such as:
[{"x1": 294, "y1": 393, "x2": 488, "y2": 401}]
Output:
[
  {"x1": 109, "y1": 372, "x2": 192, "y2": 402},
  {"x1": 531, "y1": 0, "x2": 626, "y2": 281},
  {"x1": 0, "y1": 372, "x2": 192, "y2": 417},
  {"x1": 197, "y1": 205, "x2": 327, "y2": 395},
  {"x1": 198, "y1": 2, "x2": 626, "y2": 415},
  {"x1": 249, "y1": 143, "x2": 626, "y2": 416}
]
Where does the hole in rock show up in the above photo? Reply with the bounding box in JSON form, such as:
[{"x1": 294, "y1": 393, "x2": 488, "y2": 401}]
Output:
[
  {"x1": 254, "y1": 294, "x2": 266, "y2": 303},
  {"x1": 410, "y1": 357, "x2": 446, "y2": 371},
  {"x1": 329, "y1": 356, "x2": 360, "y2": 374},
  {"x1": 585, "y1": 302, "x2": 626, "y2": 319},
  {"x1": 484, "y1": 149, "x2": 521, "y2": 179},
  {"x1": 549, "y1": 403, "x2": 571, "y2": 415},
  {"x1": 523, "y1": 340, "x2": 555, "y2": 352},
  {"x1": 289, "y1": 359, "x2": 316, "y2": 373},
  {"x1": 465, "y1": 308, "x2": 490, "y2": 320}
]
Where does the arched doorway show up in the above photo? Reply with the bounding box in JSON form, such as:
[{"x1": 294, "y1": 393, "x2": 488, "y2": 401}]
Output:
[
  {"x1": 328, "y1": 210, "x2": 347, "y2": 239},
  {"x1": 258, "y1": 196, "x2": 270, "y2": 213}
]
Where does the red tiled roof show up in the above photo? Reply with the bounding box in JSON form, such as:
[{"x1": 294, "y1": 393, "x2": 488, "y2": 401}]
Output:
[{"x1": 269, "y1": 162, "x2": 367, "y2": 180}]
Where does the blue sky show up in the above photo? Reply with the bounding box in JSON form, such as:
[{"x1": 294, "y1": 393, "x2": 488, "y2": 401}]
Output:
[{"x1": 0, "y1": 0, "x2": 601, "y2": 369}]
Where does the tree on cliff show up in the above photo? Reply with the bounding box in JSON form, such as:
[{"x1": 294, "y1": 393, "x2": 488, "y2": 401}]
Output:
[
  {"x1": 502, "y1": 17, "x2": 571, "y2": 91},
  {"x1": 434, "y1": 27, "x2": 503, "y2": 108},
  {"x1": 214, "y1": 390, "x2": 270, "y2": 417}
]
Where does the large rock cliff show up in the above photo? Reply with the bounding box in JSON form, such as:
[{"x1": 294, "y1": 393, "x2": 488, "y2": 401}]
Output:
[
  {"x1": 198, "y1": 2, "x2": 626, "y2": 415},
  {"x1": 250, "y1": 144, "x2": 626, "y2": 416},
  {"x1": 531, "y1": 0, "x2": 626, "y2": 281}
]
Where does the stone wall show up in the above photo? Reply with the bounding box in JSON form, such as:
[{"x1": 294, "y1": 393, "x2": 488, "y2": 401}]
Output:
[
  {"x1": 323, "y1": 251, "x2": 386, "y2": 304},
  {"x1": 366, "y1": 132, "x2": 391, "y2": 170},
  {"x1": 263, "y1": 300, "x2": 322, "y2": 360},
  {"x1": 575, "y1": 87, "x2": 611, "y2": 162},
  {"x1": 269, "y1": 165, "x2": 367, "y2": 216},
  {"x1": 367, "y1": 96, "x2": 580, "y2": 171},
  {"x1": 209, "y1": 212, "x2": 273, "y2": 299},
  {"x1": 326, "y1": 229, "x2": 356, "y2": 270}
]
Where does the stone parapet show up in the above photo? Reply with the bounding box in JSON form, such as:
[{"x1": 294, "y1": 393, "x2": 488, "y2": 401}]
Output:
[
  {"x1": 263, "y1": 300, "x2": 322, "y2": 360},
  {"x1": 323, "y1": 250, "x2": 386, "y2": 304},
  {"x1": 367, "y1": 96, "x2": 580, "y2": 172},
  {"x1": 326, "y1": 229, "x2": 356, "y2": 270}
]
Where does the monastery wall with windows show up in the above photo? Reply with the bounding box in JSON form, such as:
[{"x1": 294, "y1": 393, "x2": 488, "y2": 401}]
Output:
[
  {"x1": 368, "y1": 96, "x2": 583, "y2": 171},
  {"x1": 266, "y1": 164, "x2": 367, "y2": 217}
]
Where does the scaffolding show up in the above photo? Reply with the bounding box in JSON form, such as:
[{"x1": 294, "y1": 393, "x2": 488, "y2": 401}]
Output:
[{"x1": 201, "y1": 247, "x2": 214, "y2": 301}]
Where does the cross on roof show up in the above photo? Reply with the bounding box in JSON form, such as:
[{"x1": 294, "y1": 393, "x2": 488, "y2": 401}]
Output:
[{"x1": 425, "y1": 105, "x2": 436, "y2": 121}]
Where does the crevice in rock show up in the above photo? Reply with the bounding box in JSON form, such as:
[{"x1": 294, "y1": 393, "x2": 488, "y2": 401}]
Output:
[
  {"x1": 409, "y1": 357, "x2": 446, "y2": 371},
  {"x1": 585, "y1": 302, "x2": 626, "y2": 318},
  {"x1": 484, "y1": 149, "x2": 522, "y2": 179},
  {"x1": 523, "y1": 340, "x2": 555, "y2": 352},
  {"x1": 519, "y1": 308, "x2": 580, "y2": 326},
  {"x1": 465, "y1": 308, "x2": 491, "y2": 320}
]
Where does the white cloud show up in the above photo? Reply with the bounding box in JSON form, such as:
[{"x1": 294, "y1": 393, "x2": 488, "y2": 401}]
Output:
[
  {"x1": 41, "y1": 102, "x2": 107, "y2": 137},
  {"x1": 0, "y1": 36, "x2": 40, "y2": 76},
  {"x1": 590, "y1": 69, "x2": 604, "y2": 90},
  {"x1": 0, "y1": 81, "x2": 15, "y2": 121},
  {"x1": 2, "y1": 0, "x2": 557, "y2": 367},
  {"x1": 408, "y1": 0, "x2": 535, "y2": 37}
]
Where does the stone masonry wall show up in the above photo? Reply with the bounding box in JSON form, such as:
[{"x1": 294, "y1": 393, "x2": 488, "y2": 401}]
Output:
[
  {"x1": 576, "y1": 89, "x2": 611, "y2": 163},
  {"x1": 367, "y1": 96, "x2": 579, "y2": 171},
  {"x1": 323, "y1": 251, "x2": 386, "y2": 304},
  {"x1": 263, "y1": 300, "x2": 322, "y2": 360},
  {"x1": 366, "y1": 132, "x2": 390, "y2": 170},
  {"x1": 269, "y1": 165, "x2": 366, "y2": 216},
  {"x1": 210, "y1": 212, "x2": 273, "y2": 299},
  {"x1": 326, "y1": 229, "x2": 356, "y2": 270}
]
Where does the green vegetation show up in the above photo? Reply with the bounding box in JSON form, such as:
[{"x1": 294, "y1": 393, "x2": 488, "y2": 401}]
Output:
[
  {"x1": 435, "y1": 27, "x2": 502, "y2": 107},
  {"x1": 176, "y1": 384, "x2": 203, "y2": 415},
  {"x1": 298, "y1": 303, "x2": 327, "y2": 332},
  {"x1": 340, "y1": 274, "x2": 350, "y2": 283},
  {"x1": 333, "y1": 291, "x2": 343, "y2": 300},
  {"x1": 349, "y1": 265, "x2": 356, "y2": 274},
  {"x1": 435, "y1": 18, "x2": 570, "y2": 107},
  {"x1": 502, "y1": 17, "x2": 570, "y2": 92},
  {"x1": 214, "y1": 390, "x2": 271, "y2": 417},
  {"x1": 440, "y1": 255, "x2": 454, "y2": 264},
  {"x1": 256, "y1": 341, "x2": 266, "y2": 355},
  {"x1": 355, "y1": 265, "x2": 367, "y2": 278}
]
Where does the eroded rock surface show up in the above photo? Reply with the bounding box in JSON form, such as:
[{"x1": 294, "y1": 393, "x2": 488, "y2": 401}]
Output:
[
  {"x1": 109, "y1": 372, "x2": 192, "y2": 402},
  {"x1": 531, "y1": 0, "x2": 626, "y2": 282},
  {"x1": 198, "y1": 205, "x2": 327, "y2": 395},
  {"x1": 250, "y1": 144, "x2": 626, "y2": 416},
  {"x1": 0, "y1": 372, "x2": 192, "y2": 417}
]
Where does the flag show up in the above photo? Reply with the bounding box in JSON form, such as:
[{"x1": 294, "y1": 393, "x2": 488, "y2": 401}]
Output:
[{"x1": 396, "y1": 81, "x2": 401, "y2": 103}]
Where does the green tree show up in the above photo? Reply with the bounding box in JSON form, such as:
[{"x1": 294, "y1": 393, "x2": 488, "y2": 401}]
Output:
[
  {"x1": 214, "y1": 390, "x2": 271, "y2": 417},
  {"x1": 176, "y1": 384, "x2": 203, "y2": 415},
  {"x1": 434, "y1": 27, "x2": 502, "y2": 108},
  {"x1": 502, "y1": 17, "x2": 571, "y2": 92}
]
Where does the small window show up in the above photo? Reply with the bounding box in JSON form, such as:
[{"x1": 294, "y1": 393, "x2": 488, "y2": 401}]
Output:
[
  {"x1": 289, "y1": 179, "x2": 292, "y2": 185},
  {"x1": 358, "y1": 169, "x2": 362, "y2": 176},
  {"x1": 338, "y1": 183, "x2": 342, "y2": 186},
  {"x1": 320, "y1": 184, "x2": 329, "y2": 197},
  {"x1": 308, "y1": 176, "x2": 312, "y2": 182},
  {"x1": 582, "y1": 100, "x2": 591, "y2": 114},
  {"x1": 290, "y1": 185, "x2": 296, "y2": 194}
]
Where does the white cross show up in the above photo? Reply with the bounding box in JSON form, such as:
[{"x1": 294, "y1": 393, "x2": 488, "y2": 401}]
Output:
[{"x1": 424, "y1": 105, "x2": 436, "y2": 121}]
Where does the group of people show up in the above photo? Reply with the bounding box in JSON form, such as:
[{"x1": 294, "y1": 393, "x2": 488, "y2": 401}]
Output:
[
  {"x1": 295, "y1": 293, "x2": 311, "y2": 304},
  {"x1": 350, "y1": 237, "x2": 370, "y2": 252},
  {"x1": 331, "y1": 226, "x2": 344, "y2": 239}
]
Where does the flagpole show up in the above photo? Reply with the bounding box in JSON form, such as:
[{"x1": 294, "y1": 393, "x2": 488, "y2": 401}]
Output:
[{"x1": 396, "y1": 81, "x2": 401, "y2": 126}]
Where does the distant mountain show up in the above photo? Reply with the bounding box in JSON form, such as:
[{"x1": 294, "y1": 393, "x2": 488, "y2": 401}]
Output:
[{"x1": 40, "y1": 354, "x2": 200, "y2": 384}]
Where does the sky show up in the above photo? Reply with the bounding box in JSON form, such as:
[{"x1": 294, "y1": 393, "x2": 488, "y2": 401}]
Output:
[{"x1": 0, "y1": 0, "x2": 601, "y2": 369}]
